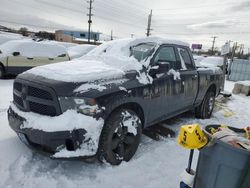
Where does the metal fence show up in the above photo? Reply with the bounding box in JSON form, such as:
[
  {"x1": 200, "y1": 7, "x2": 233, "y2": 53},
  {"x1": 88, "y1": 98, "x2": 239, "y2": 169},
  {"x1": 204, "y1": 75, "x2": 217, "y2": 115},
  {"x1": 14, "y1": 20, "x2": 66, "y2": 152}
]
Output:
[{"x1": 229, "y1": 59, "x2": 250, "y2": 81}]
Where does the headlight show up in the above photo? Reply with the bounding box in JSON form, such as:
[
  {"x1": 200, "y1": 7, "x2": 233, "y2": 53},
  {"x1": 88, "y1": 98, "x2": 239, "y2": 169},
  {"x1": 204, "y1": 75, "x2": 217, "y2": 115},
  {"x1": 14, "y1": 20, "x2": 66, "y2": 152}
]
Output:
[{"x1": 58, "y1": 97, "x2": 99, "y2": 116}]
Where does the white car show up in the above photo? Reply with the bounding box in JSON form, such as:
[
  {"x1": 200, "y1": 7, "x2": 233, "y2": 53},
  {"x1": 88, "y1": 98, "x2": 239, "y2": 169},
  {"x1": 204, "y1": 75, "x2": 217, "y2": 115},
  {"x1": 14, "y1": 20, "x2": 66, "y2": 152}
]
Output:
[
  {"x1": 0, "y1": 40, "x2": 70, "y2": 78},
  {"x1": 67, "y1": 44, "x2": 96, "y2": 59}
]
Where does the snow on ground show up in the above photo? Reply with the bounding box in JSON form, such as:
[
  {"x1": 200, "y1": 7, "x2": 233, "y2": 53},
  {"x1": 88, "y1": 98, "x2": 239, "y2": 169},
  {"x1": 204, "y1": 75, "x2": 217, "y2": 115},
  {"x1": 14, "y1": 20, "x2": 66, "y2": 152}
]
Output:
[{"x1": 0, "y1": 79, "x2": 250, "y2": 188}]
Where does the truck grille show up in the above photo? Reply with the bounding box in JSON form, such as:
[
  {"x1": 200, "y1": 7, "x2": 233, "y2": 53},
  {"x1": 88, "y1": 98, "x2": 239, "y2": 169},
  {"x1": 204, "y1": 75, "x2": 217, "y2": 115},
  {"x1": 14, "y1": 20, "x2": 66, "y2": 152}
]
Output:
[{"x1": 13, "y1": 80, "x2": 61, "y2": 116}]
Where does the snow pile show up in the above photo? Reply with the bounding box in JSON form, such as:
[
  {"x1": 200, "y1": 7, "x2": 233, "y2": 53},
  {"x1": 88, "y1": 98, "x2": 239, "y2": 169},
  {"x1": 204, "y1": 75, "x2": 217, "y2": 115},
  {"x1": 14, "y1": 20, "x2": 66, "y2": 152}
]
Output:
[
  {"x1": 67, "y1": 44, "x2": 96, "y2": 59},
  {"x1": 0, "y1": 40, "x2": 67, "y2": 58},
  {"x1": 25, "y1": 37, "x2": 189, "y2": 85}
]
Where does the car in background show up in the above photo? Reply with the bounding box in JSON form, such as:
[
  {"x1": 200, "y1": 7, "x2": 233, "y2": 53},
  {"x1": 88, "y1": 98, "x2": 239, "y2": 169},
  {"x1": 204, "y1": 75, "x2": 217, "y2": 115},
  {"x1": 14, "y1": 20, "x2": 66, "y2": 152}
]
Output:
[
  {"x1": 67, "y1": 44, "x2": 96, "y2": 59},
  {"x1": 0, "y1": 40, "x2": 70, "y2": 78},
  {"x1": 193, "y1": 55, "x2": 205, "y2": 67},
  {"x1": 199, "y1": 56, "x2": 226, "y2": 71}
]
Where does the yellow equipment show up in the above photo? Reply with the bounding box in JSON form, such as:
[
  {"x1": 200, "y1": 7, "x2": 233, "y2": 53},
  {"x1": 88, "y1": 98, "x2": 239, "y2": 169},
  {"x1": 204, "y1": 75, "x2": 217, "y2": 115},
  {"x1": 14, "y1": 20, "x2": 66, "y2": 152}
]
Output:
[{"x1": 178, "y1": 124, "x2": 208, "y2": 149}]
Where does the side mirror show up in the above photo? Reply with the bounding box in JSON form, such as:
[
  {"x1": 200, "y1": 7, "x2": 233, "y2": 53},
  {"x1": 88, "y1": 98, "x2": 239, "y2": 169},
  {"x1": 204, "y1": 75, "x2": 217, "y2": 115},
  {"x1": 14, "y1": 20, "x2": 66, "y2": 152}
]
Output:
[
  {"x1": 12, "y1": 52, "x2": 20, "y2": 56},
  {"x1": 157, "y1": 61, "x2": 170, "y2": 73}
]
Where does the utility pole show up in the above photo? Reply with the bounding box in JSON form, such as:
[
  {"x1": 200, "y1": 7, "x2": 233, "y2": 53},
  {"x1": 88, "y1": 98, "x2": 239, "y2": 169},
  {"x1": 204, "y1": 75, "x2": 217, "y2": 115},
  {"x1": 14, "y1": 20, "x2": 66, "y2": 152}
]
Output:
[
  {"x1": 211, "y1": 36, "x2": 218, "y2": 55},
  {"x1": 146, "y1": 10, "x2": 153, "y2": 37},
  {"x1": 110, "y1": 30, "x2": 113, "y2": 40},
  {"x1": 87, "y1": 0, "x2": 94, "y2": 43},
  {"x1": 231, "y1": 42, "x2": 238, "y2": 62}
]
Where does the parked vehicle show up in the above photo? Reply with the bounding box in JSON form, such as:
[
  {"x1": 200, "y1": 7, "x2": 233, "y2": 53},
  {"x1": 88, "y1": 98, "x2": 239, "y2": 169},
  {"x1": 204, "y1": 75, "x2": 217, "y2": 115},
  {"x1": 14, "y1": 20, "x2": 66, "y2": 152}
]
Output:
[
  {"x1": 0, "y1": 40, "x2": 70, "y2": 78},
  {"x1": 67, "y1": 44, "x2": 96, "y2": 59},
  {"x1": 8, "y1": 37, "x2": 223, "y2": 165},
  {"x1": 199, "y1": 56, "x2": 225, "y2": 69},
  {"x1": 193, "y1": 55, "x2": 205, "y2": 67}
]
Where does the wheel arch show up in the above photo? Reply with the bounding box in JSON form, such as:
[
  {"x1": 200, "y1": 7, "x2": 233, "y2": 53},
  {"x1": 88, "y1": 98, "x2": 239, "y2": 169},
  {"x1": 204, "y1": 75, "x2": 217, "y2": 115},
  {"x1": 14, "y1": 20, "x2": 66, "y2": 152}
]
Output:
[
  {"x1": 105, "y1": 102, "x2": 145, "y2": 128},
  {"x1": 207, "y1": 84, "x2": 217, "y2": 95}
]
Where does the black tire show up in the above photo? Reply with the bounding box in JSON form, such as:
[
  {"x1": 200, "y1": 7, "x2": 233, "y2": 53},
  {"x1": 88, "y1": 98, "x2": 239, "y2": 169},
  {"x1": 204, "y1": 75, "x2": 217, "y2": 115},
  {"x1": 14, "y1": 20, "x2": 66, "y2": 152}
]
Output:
[
  {"x1": 0, "y1": 65, "x2": 4, "y2": 79},
  {"x1": 195, "y1": 90, "x2": 216, "y2": 119},
  {"x1": 98, "y1": 109, "x2": 142, "y2": 165}
]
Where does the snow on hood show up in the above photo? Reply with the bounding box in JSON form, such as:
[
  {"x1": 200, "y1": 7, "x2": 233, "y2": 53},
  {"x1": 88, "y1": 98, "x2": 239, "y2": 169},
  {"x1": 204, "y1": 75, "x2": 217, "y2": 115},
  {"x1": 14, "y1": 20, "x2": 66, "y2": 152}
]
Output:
[{"x1": 25, "y1": 37, "x2": 189, "y2": 84}]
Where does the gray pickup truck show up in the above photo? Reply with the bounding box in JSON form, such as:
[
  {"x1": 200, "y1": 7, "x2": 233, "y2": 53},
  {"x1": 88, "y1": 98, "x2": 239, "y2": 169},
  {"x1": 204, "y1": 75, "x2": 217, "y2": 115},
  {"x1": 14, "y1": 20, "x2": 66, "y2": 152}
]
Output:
[{"x1": 8, "y1": 37, "x2": 223, "y2": 165}]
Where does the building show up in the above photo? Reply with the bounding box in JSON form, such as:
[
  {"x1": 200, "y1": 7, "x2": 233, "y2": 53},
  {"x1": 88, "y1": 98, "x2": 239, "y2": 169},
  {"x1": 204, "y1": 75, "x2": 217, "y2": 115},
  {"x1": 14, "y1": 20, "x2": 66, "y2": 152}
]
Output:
[{"x1": 55, "y1": 30, "x2": 101, "y2": 44}]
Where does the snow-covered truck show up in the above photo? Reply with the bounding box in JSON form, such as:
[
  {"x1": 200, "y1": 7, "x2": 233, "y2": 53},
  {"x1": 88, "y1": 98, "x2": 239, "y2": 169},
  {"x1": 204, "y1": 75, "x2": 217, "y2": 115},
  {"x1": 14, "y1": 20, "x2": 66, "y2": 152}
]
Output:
[{"x1": 8, "y1": 37, "x2": 223, "y2": 165}]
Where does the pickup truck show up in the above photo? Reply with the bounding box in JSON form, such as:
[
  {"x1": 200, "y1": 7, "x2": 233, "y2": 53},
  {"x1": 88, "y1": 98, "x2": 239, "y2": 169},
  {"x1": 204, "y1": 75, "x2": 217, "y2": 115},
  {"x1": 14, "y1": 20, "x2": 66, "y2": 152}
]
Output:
[
  {"x1": 8, "y1": 37, "x2": 223, "y2": 165},
  {"x1": 0, "y1": 40, "x2": 70, "y2": 78}
]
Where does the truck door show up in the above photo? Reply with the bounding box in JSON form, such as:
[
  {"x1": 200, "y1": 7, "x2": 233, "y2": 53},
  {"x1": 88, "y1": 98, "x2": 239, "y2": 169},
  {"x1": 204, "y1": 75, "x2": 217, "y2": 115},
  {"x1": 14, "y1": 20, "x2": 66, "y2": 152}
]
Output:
[
  {"x1": 146, "y1": 45, "x2": 183, "y2": 125},
  {"x1": 176, "y1": 47, "x2": 198, "y2": 108}
]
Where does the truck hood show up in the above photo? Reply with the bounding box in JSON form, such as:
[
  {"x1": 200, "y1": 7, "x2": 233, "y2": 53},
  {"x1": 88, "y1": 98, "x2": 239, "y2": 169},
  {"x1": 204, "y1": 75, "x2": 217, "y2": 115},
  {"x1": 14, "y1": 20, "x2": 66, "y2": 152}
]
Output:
[{"x1": 17, "y1": 70, "x2": 147, "y2": 98}]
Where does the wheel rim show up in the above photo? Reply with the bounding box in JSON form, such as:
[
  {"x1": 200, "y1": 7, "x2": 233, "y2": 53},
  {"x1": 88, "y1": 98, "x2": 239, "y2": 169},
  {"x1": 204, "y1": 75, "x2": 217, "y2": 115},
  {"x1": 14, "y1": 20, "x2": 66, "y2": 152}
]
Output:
[
  {"x1": 111, "y1": 125, "x2": 137, "y2": 159},
  {"x1": 208, "y1": 95, "x2": 215, "y2": 113}
]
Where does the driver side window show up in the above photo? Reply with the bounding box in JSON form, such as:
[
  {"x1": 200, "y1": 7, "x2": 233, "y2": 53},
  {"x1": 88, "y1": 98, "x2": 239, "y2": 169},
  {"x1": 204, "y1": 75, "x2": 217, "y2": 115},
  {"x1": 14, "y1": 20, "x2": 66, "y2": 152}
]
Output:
[{"x1": 154, "y1": 46, "x2": 177, "y2": 69}]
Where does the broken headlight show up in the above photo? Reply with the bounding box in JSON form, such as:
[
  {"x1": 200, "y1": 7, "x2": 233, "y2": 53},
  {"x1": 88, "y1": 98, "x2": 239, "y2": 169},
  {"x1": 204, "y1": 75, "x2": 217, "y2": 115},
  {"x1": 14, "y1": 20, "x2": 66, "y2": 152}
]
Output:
[{"x1": 58, "y1": 97, "x2": 99, "y2": 116}]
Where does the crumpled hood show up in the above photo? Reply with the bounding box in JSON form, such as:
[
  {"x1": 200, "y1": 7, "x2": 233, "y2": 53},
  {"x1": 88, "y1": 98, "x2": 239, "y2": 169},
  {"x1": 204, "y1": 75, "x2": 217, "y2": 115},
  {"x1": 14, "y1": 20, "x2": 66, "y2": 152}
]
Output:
[{"x1": 24, "y1": 55, "x2": 142, "y2": 83}]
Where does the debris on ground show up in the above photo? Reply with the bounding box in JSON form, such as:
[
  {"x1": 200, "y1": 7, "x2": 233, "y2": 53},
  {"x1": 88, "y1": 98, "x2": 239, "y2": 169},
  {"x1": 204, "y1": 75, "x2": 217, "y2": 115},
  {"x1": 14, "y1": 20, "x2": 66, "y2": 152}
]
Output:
[
  {"x1": 232, "y1": 81, "x2": 250, "y2": 96},
  {"x1": 207, "y1": 125, "x2": 250, "y2": 150}
]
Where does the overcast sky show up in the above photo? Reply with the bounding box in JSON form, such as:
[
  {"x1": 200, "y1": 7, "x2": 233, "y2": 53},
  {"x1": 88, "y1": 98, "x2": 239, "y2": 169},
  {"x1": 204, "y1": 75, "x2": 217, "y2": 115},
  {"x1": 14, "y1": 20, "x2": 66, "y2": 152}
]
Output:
[{"x1": 1, "y1": 0, "x2": 250, "y2": 50}]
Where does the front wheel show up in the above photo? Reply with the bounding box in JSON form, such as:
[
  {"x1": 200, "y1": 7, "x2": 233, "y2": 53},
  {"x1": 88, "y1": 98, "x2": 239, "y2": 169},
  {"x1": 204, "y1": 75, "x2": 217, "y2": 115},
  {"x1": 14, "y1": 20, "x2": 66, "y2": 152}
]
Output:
[
  {"x1": 98, "y1": 109, "x2": 142, "y2": 165},
  {"x1": 195, "y1": 90, "x2": 215, "y2": 119}
]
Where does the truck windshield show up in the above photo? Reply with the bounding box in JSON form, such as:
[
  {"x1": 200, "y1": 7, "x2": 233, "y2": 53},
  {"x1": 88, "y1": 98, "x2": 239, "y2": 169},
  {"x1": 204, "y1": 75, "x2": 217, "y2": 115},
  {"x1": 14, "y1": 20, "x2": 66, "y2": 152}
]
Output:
[{"x1": 131, "y1": 43, "x2": 156, "y2": 62}]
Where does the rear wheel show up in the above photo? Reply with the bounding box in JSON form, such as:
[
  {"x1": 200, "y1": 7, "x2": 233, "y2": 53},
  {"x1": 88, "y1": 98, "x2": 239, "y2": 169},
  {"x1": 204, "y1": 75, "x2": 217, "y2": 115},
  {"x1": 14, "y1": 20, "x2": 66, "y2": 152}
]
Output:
[
  {"x1": 0, "y1": 66, "x2": 4, "y2": 79},
  {"x1": 98, "y1": 109, "x2": 142, "y2": 165},
  {"x1": 195, "y1": 90, "x2": 216, "y2": 119}
]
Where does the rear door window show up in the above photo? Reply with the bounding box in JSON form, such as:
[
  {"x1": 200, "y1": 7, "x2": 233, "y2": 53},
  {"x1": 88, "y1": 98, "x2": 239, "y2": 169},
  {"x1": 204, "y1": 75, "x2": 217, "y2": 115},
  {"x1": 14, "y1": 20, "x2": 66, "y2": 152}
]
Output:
[{"x1": 177, "y1": 47, "x2": 194, "y2": 70}]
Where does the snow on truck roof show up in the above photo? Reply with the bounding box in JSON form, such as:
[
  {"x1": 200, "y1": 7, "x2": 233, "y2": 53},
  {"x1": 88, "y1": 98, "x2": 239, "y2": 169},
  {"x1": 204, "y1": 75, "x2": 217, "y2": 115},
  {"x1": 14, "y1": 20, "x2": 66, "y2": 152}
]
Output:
[
  {"x1": 25, "y1": 37, "x2": 189, "y2": 83},
  {"x1": 0, "y1": 40, "x2": 67, "y2": 58}
]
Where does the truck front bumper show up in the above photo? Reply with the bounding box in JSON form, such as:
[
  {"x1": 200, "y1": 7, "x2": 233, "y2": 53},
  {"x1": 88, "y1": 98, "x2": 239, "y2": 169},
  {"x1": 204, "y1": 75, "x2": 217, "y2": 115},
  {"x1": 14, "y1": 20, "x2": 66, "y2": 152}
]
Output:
[{"x1": 8, "y1": 107, "x2": 97, "y2": 159}]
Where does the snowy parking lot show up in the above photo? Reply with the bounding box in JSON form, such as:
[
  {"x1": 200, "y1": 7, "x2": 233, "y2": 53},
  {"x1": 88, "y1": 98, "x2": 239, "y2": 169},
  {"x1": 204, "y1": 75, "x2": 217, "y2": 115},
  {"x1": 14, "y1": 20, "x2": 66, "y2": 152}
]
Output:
[{"x1": 0, "y1": 79, "x2": 250, "y2": 188}]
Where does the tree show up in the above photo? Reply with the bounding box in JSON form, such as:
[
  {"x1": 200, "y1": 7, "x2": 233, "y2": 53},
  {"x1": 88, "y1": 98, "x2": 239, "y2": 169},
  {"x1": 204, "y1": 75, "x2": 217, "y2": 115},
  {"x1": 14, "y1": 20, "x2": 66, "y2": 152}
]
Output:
[{"x1": 18, "y1": 27, "x2": 28, "y2": 36}]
